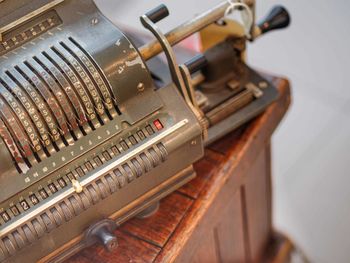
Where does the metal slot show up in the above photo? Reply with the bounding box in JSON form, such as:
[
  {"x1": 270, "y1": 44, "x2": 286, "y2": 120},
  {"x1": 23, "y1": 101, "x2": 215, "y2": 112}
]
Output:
[
  {"x1": 29, "y1": 57, "x2": 82, "y2": 139},
  {"x1": 15, "y1": 64, "x2": 69, "y2": 146},
  {"x1": 51, "y1": 45, "x2": 107, "y2": 125},
  {"x1": 59, "y1": 41, "x2": 113, "y2": 121},
  {"x1": 4, "y1": 71, "x2": 56, "y2": 155},
  {"x1": 46, "y1": 48, "x2": 102, "y2": 129},
  {"x1": 12, "y1": 66, "x2": 64, "y2": 149},
  {"x1": 0, "y1": 76, "x2": 50, "y2": 159},
  {"x1": 0, "y1": 95, "x2": 37, "y2": 165},
  {"x1": 68, "y1": 37, "x2": 118, "y2": 109},
  {"x1": 0, "y1": 80, "x2": 43, "y2": 162},
  {"x1": 23, "y1": 61, "x2": 73, "y2": 145},
  {"x1": 40, "y1": 51, "x2": 95, "y2": 131},
  {"x1": 65, "y1": 37, "x2": 119, "y2": 117},
  {"x1": 33, "y1": 54, "x2": 91, "y2": 134},
  {"x1": 0, "y1": 117, "x2": 29, "y2": 173}
]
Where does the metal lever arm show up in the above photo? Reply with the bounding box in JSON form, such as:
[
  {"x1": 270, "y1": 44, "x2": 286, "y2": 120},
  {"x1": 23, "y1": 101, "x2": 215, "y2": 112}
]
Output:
[
  {"x1": 140, "y1": 5, "x2": 188, "y2": 95},
  {"x1": 141, "y1": 5, "x2": 209, "y2": 138},
  {"x1": 139, "y1": 1, "x2": 237, "y2": 61}
]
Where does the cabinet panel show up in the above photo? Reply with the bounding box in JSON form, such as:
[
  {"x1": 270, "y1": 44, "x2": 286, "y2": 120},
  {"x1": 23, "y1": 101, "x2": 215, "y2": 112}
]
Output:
[
  {"x1": 243, "y1": 146, "x2": 271, "y2": 262},
  {"x1": 186, "y1": 190, "x2": 246, "y2": 263}
]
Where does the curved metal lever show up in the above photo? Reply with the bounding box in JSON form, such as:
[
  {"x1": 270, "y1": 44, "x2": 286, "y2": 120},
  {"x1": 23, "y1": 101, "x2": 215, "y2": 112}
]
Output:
[{"x1": 140, "y1": 5, "x2": 186, "y2": 94}]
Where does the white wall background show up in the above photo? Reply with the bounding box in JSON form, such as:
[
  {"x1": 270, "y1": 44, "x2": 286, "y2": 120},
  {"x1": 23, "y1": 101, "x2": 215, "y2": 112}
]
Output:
[{"x1": 94, "y1": 1, "x2": 350, "y2": 262}]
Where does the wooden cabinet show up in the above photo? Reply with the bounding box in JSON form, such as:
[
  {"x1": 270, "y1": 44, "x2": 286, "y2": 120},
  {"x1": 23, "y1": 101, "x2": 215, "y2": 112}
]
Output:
[{"x1": 68, "y1": 75, "x2": 293, "y2": 263}]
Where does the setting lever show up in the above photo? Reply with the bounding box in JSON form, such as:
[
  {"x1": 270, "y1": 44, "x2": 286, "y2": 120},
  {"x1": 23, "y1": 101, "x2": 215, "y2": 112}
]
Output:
[{"x1": 257, "y1": 5, "x2": 291, "y2": 35}]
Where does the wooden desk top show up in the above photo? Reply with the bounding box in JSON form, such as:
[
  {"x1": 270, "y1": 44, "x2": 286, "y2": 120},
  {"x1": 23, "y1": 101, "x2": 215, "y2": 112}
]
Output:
[{"x1": 68, "y1": 74, "x2": 291, "y2": 263}]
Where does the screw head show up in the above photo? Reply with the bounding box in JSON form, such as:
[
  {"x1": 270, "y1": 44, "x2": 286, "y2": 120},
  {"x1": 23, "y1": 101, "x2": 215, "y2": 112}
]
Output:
[
  {"x1": 107, "y1": 239, "x2": 118, "y2": 251},
  {"x1": 137, "y1": 82, "x2": 145, "y2": 92},
  {"x1": 91, "y1": 18, "x2": 99, "y2": 25},
  {"x1": 259, "y1": 81, "x2": 268, "y2": 89}
]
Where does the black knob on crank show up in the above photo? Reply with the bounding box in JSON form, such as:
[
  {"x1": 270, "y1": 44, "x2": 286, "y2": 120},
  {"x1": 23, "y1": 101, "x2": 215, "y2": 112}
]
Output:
[{"x1": 258, "y1": 5, "x2": 291, "y2": 35}]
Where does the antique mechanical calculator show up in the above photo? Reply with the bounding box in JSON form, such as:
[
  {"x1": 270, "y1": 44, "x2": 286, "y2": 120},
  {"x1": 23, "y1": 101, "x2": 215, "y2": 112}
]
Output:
[{"x1": 0, "y1": 0, "x2": 290, "y2": 262}]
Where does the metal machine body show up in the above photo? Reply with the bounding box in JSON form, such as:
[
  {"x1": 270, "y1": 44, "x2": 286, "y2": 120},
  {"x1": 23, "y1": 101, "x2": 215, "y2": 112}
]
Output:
[{"x1": 0, "y1": 0, "x2": 290, "y2": 262}]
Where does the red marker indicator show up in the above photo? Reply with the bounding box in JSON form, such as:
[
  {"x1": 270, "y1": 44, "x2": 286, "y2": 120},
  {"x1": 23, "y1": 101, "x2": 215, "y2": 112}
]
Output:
[{"x1": 153, "y1": 119, "x2": 163, "y2": 130}]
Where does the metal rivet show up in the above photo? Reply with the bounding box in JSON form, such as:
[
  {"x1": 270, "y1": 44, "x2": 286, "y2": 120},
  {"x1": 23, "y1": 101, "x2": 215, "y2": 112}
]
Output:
[
  {"x1": 137, "y1": 82, "x2": 145, "y2": 92},
  {"x1": 91, "y1": 18, "x2": 99, "y2": 25},
  {"x1": 258, "y1": 81, "x2": 268, "y2": 89},
  {"x1": 122, "y1": 122, "x2": 129, "y2": 129},
  {"x1": 191, "y1": 140, "x2": 197, "y2": 146}
]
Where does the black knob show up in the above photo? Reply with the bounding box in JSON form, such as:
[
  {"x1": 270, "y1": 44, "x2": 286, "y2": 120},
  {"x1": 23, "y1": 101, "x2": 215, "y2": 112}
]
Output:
[
  {"x1": 185, "y1": 54, "x2": 208, "y2": 75},
  {"x1": 85, "y1": 219, "x2": 118, "y2": 252},
  {"x1": 96, "y1": 227, "x2": 118, "y2": 252},
  {"x1": 258, "y1": 5, "x2": 291, "y2": 34},
  {"x1": 145, "y1": 4, "x2": 169, "y2": 23}
]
